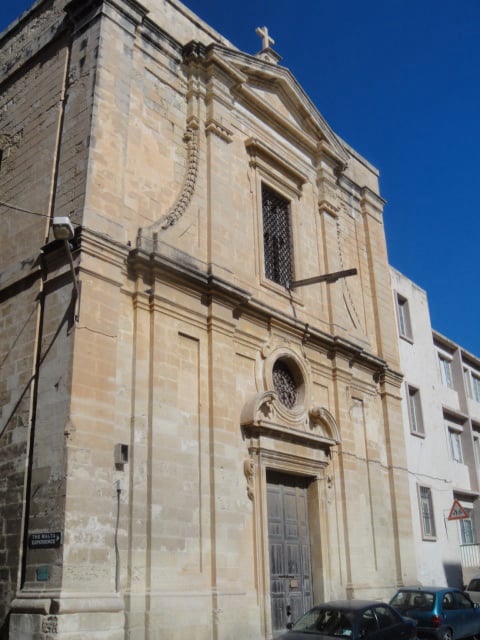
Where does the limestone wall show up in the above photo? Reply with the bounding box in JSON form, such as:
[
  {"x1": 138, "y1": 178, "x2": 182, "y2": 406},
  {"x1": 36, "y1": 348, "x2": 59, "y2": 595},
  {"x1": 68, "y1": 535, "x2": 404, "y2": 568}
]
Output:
[{"x1": 0, "y1": 1, "x2": 416, "y2": 638}]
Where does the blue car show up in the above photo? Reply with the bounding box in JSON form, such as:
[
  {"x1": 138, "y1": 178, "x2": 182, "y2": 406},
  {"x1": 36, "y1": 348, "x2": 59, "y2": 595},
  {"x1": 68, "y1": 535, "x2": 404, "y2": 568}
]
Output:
[
  {"x1": 390, "y1": 586, "x2": 480, "y2": 640},
  {"x1": 274, "y1": 599, "x2": 416, "y2": 639}
]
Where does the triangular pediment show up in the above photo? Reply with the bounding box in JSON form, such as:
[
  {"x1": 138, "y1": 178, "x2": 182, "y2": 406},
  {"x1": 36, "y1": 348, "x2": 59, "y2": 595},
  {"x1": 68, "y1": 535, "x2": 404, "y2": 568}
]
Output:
[
  {"x1": 203, "y1": 44, "x2": 348, "y2": 165},
  {"x1": 248, "y1": 78, "x2": 306, "y2": 129}
]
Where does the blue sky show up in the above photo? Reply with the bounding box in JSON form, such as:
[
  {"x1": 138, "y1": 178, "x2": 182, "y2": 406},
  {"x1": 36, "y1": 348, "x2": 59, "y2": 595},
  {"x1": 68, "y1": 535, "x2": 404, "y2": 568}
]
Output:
[{"x1": 2, "y1": 0, "x2": 479, "y2": 354}]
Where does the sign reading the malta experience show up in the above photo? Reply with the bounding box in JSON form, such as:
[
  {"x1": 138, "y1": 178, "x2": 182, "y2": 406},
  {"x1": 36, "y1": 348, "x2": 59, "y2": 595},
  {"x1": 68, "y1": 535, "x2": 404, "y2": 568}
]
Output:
[{"x1": 28, "y1": 532, "x2": 62, "y2": 549}]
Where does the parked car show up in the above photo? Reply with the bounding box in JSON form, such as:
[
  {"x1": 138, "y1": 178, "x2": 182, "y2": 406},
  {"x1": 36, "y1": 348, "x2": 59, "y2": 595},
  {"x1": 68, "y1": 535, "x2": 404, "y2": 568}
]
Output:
[
  {"x1": 390, "y1": 586, "x2": 480, "y2": 640},
  {"x1": 274, "y1": 599, "x2": 417, "y2": 639},
  {"x1": 466, "y1": 577, "x2": 480, "y2": 605}
]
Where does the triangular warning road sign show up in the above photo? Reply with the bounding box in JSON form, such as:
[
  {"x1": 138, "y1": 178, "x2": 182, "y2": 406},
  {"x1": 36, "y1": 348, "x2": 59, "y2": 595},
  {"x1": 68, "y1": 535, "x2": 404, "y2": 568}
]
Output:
[{"x1": 448, "y1": 499, "x2": 469, "y2": 520}]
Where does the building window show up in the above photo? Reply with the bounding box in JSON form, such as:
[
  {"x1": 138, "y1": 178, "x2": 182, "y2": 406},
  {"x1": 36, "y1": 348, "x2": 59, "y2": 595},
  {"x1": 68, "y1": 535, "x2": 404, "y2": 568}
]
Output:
[
  {"x1": 474, "y1": 430, "x2": 480, "y2": 466},
  {"x1": 473, "y1": 374, "x2": 480, "y2": 402},
  {"x1": 396, "y1": 293, "x2": 413, "y2": 340},
  {"x1": 272, "y1": 360, "x2": 298, "y2": 409},
  {"x1": 449, "y1": 429, "x2": 463, "y2": 463},
  {"x1": 418, "y1": 486, "x2": 436, "y2": 539},
  {"x1": 438, "y1": 354, "x2": 454, "y2": 389},
  {"x1": 464, "y1": 367, "x2": 480, "y2": 402},
  {"x1": 464, "y1": 368, "x2": 472, "y2": 397},
  {"x1": 459, "y1": 510, "x2": 474, "y2": 545},
  {"x1": 262, "y1": 184, "x2": 293, "y2": 288},
  {"x1": 407, "y1": 385, "x2": 424, "y2": 435}
]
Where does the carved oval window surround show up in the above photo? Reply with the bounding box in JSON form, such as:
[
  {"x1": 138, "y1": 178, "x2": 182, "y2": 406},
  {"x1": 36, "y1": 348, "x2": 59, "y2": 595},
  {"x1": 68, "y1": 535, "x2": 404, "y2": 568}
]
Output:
[{"x1": 262, "y1": 347, "x2": 310, "y2": 426}]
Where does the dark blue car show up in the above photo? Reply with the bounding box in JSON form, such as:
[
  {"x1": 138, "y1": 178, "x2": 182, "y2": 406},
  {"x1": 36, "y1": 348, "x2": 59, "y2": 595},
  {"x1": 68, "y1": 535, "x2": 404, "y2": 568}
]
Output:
[
  {"x1": 390, "y1": 586, "x2": 480, "y2": 640},
  {"x1": 274, "y1": 599, "x2": 416, "y2": 639}
]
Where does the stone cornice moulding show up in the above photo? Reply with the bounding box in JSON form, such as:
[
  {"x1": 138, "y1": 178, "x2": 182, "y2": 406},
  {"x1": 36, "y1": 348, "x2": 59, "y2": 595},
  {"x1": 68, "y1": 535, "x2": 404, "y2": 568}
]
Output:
[
  {"x1": 128, "y1": 241, "x2": 399, "y2": 382},
  {"x1": 250, "y1": 447, "x2": 329, "y2": 480},
  {"x1": 11, "y1": 591, "x2": 124, "y2": 615},
  {"x1": 245, "y1": 137, "x2": 307, "y2": 192},
  {"x1": 79, "y1": 225, "x2": 130, "y2": 270},
  {"x1": 0, "y1": 4, "x2": 66, "y2": 82},
  {"x1": 360, "y1": 186, "x2": 386, "y2": 220},
  {"x1": 65, "y1": 0, "x2": 148, "y2": 35},
  {"x1": 240, "y1": 384, "x2": 340, "y2": 449},
  {"x1": 205, "y1": 118, "x2": 233, "y2": 143}
]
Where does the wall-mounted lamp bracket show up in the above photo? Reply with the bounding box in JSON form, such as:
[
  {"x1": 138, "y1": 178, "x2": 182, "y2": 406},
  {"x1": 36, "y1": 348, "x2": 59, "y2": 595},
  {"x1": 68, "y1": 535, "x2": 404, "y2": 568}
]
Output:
[{"x1": 52, "y1": 217, "x2": 80, "y2": 321}]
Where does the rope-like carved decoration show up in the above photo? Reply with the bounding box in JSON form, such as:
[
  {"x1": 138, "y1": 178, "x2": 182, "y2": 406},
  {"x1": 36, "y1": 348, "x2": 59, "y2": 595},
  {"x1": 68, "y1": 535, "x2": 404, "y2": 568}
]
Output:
[{"x1": 158, "y1": 121, "x2": 199, "y2": 230}]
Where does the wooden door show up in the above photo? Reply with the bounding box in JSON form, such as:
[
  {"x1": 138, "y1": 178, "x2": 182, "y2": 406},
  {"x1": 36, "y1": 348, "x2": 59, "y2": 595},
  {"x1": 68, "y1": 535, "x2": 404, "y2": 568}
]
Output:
[{"x1": 267, "y1": 471, "x2": 313, "y2": 634}]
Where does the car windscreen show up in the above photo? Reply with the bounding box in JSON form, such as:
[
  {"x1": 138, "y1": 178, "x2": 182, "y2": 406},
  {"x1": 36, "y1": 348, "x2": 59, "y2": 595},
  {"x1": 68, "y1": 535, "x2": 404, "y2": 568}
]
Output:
[
  {"x1": 468, "y1": 579, "x2": 480, "y2": 592},
  {"x1": 391, "y1": 591, "x2": 434, "y2": 611}
]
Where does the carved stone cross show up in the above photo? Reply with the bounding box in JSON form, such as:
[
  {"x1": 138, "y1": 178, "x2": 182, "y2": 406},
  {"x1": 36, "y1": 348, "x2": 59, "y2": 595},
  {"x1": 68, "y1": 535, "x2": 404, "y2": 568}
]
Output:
[{"x1": 256, "y1": 26, "x2": 275, "y2": 50}]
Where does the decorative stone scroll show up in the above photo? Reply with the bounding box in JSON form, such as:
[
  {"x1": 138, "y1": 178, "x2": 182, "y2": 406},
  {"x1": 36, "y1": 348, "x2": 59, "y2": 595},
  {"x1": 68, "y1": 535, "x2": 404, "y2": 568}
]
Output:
[
  {"x1": 243, "y1": 458, "x2": 255, "y2": 501},
  {"x1": 240, "y1": 391, "x2": 340, "y2": 450},
  {"x1": 308, "y1": 405, "x2": 340, "y2": 443},
  {"x1": 0, "y1": 131, "x2": 22, "y2": 158}
]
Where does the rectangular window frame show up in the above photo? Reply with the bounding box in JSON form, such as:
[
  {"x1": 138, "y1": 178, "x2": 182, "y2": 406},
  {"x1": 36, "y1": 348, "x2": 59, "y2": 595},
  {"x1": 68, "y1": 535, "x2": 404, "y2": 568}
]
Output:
[
  {"x1": 246, "y1": 138, "x2": 305, "y2": 299},
  {"x1": 464, "y1": 368, "x2": 473, "y2": 398},
  {"x1": 418, "y1": 485, "x2": 436, "y2": 540},
  {"x1": 472, "y1": 374, "x2": 480, "y2": 402},
  {"x1": 261, "y1": 183, "x2": 294, "y2": 289},
  {"x1": 463, "y1": 366, "x2": 480, "y2": 402},
  {"x1": 396, "y1": 293, "x2": 413, "y2": 341},
  {"x1": 407, "y1": 384, "x2": 424, "y2": 436},
  {"x1": 438, "y1": 353, "x2": 454, "y2": 389},
  {"x1": 473, "y1": 427, "x2": 480, "y2": 466},
  {"x1": 448, "y1": 428, "x2": 463, "y2": 463},
  {"x1": 458, "y1": 509, "x2": 474, "y2": 545}
]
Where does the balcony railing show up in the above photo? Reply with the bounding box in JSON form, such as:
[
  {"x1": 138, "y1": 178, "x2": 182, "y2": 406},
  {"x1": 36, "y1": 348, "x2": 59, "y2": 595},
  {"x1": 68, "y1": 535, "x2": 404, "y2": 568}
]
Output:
[{"x1": 460, "y1": 543, "x2": 480, "y2": 568}]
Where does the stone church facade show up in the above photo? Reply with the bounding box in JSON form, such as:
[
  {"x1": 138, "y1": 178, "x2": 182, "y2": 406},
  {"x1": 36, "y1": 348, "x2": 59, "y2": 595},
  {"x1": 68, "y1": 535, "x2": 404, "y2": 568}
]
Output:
[{"x1": 0, "y1": 0, "x2": 416, "y2": 638}]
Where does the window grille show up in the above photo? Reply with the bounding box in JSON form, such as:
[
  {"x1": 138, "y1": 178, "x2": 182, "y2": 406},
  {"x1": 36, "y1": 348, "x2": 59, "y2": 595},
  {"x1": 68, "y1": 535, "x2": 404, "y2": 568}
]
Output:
[
  {"x1": 262, "y1": 184, "x2": 293, "y2": 287},
  {"x1": 272, "y1": 360, "x2": 297, "y2": 409}
]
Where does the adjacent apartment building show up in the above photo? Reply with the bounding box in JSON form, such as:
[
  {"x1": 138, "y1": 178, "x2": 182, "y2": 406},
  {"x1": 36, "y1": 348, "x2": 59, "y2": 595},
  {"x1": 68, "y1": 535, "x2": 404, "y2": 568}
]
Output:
[
  {"x1": 0, "y1": 0, "x2": 419, "y2": 638},
  {"x1": 391, "y1": 267, "x2": 480, "y2": 590}
]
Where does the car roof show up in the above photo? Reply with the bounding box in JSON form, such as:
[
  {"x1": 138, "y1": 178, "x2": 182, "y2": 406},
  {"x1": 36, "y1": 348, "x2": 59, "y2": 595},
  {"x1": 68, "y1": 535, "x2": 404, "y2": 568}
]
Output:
[
  {"x1": 315, "y1": 600, "x2": 390, "y2": 610},
  {"x1": 395, "y1": 586, "x2": 460, "y2": 594}
]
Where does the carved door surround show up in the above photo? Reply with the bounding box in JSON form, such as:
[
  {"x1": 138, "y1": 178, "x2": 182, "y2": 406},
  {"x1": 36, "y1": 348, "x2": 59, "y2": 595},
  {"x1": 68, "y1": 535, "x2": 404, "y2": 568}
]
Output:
[{"x1": 241, "y1": 341, "x2": 339, "y2": 635}]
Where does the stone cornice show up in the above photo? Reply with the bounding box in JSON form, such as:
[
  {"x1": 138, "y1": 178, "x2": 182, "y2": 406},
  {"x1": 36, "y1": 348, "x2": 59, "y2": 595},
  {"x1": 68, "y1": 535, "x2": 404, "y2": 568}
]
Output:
[
  {"x1": 64, "y1": 0, "x2": 148, "y2": 34},
  {"x1": 129, "y1": 240, "x2": 399, "y2": 382},
  {"x1": 360, "y1": 186, "x2": 386, "y2": 218},
  {"x1": 245, "y1": 137, "x2": 307, "y2": 192},
  {"x1": 0, "y1": 2, "x2": 67, "y2": 85}
]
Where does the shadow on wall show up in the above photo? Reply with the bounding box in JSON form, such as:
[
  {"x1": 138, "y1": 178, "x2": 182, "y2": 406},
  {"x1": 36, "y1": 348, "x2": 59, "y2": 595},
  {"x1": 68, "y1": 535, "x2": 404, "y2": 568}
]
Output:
[{"x1": 444, "y1": 561, "x2": 463, "y2": 588}]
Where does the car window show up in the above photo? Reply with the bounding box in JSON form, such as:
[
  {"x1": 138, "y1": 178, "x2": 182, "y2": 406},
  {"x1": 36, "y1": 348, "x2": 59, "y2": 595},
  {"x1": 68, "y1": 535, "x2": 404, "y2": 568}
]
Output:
[
  {"x1": 373, "y1": 605, "x2": 399, "y2": 629},
  {"x1": 292, "y1": 608, "x2": 354, "y2": 635},
  {"x1": 291, "y1": 608, "x2": 321, "y2": 631},
  {"x1": 453, "y1": 591, "x2": 474, "y2": 609},
  {"x1": 391, "y1": 590, "x2": 434, "y2": 611},
  {"x1": 360, "y1": 609, "x2": 378, "y2": 635},
  {"x1": 442, "y1": 592, "x2": 455, "y2": 610}
]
